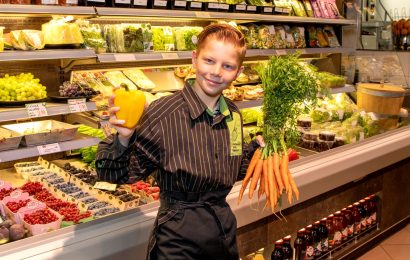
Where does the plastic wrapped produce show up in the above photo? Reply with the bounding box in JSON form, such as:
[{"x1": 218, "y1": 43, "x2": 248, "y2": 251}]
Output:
[
  {"x1": 284, "y1": 25, "x2": 296, "y2": 48},
  {"x1": 77, "y1": 20, "x2": 106, "y2": 53},
  {"x1": 240, "y1": 24, "x2": 259, "y2": 49},
  {"x1": 104, "y1": 71, "x2": 138, "y2": 90},
  {"x1": 104, "y1": 23, "x2": 152, "y2": 53},
  {"x1": 42, "y1": 17, "x2": 84, "y2": 46},
  {"x1": 323, "y1": 26, "x2": 340, "y2": 47},
  {"x1": 122, "y1": 69, "x2": 156, "y2": 91},
  {"x1": 152, "y1": 26, "x2": 175, "y2": 51},
  {"x1": 173, "y1": 26, "x2": 202, "y2": 51},
  {"x1": 291, "y1": 26, "x2": 306, "y2": 48},
  {"x1": 10, "y1": 30, "x2": 45, "y2": 50},
  {"x1": 273, "y1": 26, "x2": 287, "y2": 49},
  {"x1": 258, "y1": 25, "x2": 275, "y2": 49},
  {"x1": 290, "y1": 0, "x2": 307, "y2": 16}
]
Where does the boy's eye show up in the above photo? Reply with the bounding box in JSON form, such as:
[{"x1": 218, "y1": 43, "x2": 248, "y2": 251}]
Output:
[
  {"x1": 223, "y1": 64, "x2": 235, "y2": 70},
  {"x1": 204, "y1": 58, "x2": 213, "y2": 64}
]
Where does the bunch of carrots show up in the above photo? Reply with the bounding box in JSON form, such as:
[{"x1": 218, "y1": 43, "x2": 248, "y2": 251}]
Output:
[{"x1": 238, "y1": 53, "x2": 320, "y2": 211}]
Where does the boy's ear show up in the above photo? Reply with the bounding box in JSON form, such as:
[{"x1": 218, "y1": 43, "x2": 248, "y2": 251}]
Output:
[
  {"x1": 192, "y1": 50, "x2": 197, "y2": 69},
  {"x1": 236, "y1": 66, "x2": 244, "y2": 78}
]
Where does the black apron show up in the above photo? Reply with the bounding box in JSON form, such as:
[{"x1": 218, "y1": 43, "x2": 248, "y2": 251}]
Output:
[{"x1": 147, "y1": 189, "x2": 239, "y2": 260}]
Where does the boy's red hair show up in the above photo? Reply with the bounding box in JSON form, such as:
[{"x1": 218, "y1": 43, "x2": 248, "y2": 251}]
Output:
[{"x1": 196, "y1": 24, "x2": 246, "y2": 65}]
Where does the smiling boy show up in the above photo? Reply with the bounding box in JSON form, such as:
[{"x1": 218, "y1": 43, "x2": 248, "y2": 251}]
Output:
[{"x1": 96, "y1": 24, "x2": 264, "y2": 260}]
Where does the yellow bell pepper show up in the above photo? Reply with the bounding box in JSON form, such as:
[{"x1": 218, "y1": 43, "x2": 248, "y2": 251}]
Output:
[{"x1": 114, "y1": 85, "x2": 146, "y2": 129}]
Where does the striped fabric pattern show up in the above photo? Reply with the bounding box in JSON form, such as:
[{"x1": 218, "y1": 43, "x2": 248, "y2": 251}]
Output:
[{"x1": 96, "y1": 82, "x2": 256, "y2": 192}]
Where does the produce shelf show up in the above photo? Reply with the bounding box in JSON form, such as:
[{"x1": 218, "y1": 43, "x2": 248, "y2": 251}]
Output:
[
  {"x1": 0, "y1": 134, "x2": 101, "y2": 163},
  {"x1": 235, "y1": 99, "x2": 262, "y2": 109},
  {"x1": 0, "y1": 50, "x2": 96, "y2": 62},
  {"x1": 0, "y1": 4, "x2": 95, "y2": 16},
  {"x1": 0, "y1": 101, "x2": 97, "y2": 123},
  {"x1": 246, "y1": 48, "x2": 356, "y2": 57},
  {"x1": 330, "y1": 84, "x2": 356, "y2": 94},
  {"x1": 95, "y1": 7, "x2": 356, "y2": 25}
]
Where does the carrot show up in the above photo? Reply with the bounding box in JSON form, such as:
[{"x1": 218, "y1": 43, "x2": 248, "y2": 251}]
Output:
[
  {"x1": 267, "y1": 155, "x2": 276, "y2": 209},
  {"x1": 273, "y1": 152, "x2": 284, "y2": 193},
  {"x1": 264, "y1": 156, "x2": 270, "y2": 198},
  {"x1": 280, "y1": 154, "x2": 290, "y2": 194},
  {"x1": 288, "y1": 170, "x2": 300, "y2": 200},
  {"x1": 249, "y1": 158, "x2": 263, "y2": 199},
  {"x1": 238, "y1": 148, "x2": 261, "y2": 204},
  {"x1": 258, "y1": 159, "x2": 268, "y2": 199}
]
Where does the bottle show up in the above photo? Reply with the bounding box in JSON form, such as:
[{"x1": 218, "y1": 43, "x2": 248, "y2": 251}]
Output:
[
  {"x1": 326, "y1": 215, "x2": 335, "y2": 250},
  {"x1": 364, "y1": 197, "x2": 373, "y2": 226},
  {"x1": 294, "y1": 229, "x2": 306, "y2": 260},
  {"x1": 333, "y1": 211, "x2": 343, "y2": 246},
  {"x1": 319, "y1": 218, "x2": 329, "y2": 254},
  {"x1": 340, "y1": 208, "x2": 349, "y2": 241},
  {"x1": 369, "y1": 194, "x2": 378, "y2": 225},
  {"x1": 304, "y1": 226, "x2": 314, "y2": 260},
  {"x1": 271, "y1": 239, "x2": 284, "y2": 260},
  {"x1": 352, "y1": 203, "x2": 362, "y2": 235},
  {"x1": 345, "y1": 206, "x2": 355, "y2": 238},
  {"x1": 358, "y1": 200, "x2": 367, "y2": 231},
  {"x1": 282, "y1": 235, "x2": 293, "y2": 260},
  {"x1": 312, "y1": 222, "x2": 322, "y2": 258}
]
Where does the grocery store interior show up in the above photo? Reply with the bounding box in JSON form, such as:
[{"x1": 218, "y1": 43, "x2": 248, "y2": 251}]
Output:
[{"x1": 0, "y1": 0, "x2": 409, "y2": 259}]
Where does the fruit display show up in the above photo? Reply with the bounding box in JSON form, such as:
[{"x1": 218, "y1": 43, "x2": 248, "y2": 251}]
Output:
[
  {"x1": 130, "y1": 180, "x2": 160, "y2": 201},
  {"x1": 23, "y1": 208, "x2": 59, "y2": 225},
  {"x1": 58, "y1": 81, "x2": 100, "y2": 98},
  {"x1": 58, "y1": 207, "x2": 92, "y2": 224},
  {"x1": 0, "y1": 221, "x2": 25, "y2": 244},
  {"x1": 63, "y1": 163, "x2": 98, "y2": 185},
  {"x1": 9, "y1": 30, "x2": 45, "y2": 51},
  {"x1": 0, "y1": 73, "x2": 47, "y2": 102},
  {"x1": 317, "y1": 72, "x2": 346, "y2": 88}
]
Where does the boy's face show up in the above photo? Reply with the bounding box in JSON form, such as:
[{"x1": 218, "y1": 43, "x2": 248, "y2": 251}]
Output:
[{"x1": 192, "y1": 38, "x2": 243, "y2": 99}]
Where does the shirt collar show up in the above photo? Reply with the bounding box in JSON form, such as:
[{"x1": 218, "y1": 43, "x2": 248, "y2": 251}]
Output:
[{"x1": 182, "y1": 80, "x2": 231, "y2": 120}]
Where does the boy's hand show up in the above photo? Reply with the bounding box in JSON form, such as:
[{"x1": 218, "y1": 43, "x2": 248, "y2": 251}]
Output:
[
  {"x1": 108, "y1": 90, "x2": 136, "y2": 145},
  {"x1": 255, "y1": 135, "x2": 265, "y2": 148}
]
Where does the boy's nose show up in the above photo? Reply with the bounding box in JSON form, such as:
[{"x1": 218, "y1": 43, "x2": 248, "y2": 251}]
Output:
[{"x1": 211, "y1": 64, "x2": 222, "y2": 77}]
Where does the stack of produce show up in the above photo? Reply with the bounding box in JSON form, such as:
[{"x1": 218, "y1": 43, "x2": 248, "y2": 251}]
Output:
[
  {"x1": 152, "y1": 26, "x2": 175, "y2": 51},
  {"x1": 0, "y1": 73, "x2": 47, "y2": 102},
  {"x1": 104, "y1": 23, "x2": 153, "y2": 53},
  {"x1": 76, "y1": 19, "x2": 107, "y2": 53},
  {"x1": 317, "y1": 71, "x2": 346, "y2": 88},
  {"x1": 238, "y1": 54, "x2": 320, "y2": 211},
  {"x1": 173, "y1": 26, "x2": 203, "y2": 51}
]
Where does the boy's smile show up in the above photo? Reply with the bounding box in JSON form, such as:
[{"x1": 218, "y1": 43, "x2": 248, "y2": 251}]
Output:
[{"x1": 192, "y1": 39, "x2": 243, "y2": 109}]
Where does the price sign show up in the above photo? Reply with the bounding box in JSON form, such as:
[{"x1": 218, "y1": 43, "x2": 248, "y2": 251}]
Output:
[
  {"x1": 94, "y1": 181, "x2": 117, "y2": 191},
  {"x1": 174, "y1": 0, "x2": 186, "y2": 7},
  {"x1": 208, "y1": 3, "x2": 219, "y2": 9},
  {"x1": 275, "y1": 7, "x2": 283, "y2": 12},
  {"x1": 236, "y1": 4, "x2": 246, "y2": 11},
  {"x1": 134, "y1": 0, "x2": 147, "y2": 5},
  {"x1": 116, "y1": 0, "x2": 131, "y2": 3},
  {"x1": 276, "y1": 50, "x2": 287, "y2": 55},
  {"x1": 37, "y1": 143, "x2": 61, "y2": 155},
  {"x1": 26, "y1": 103, "x2": 48, "y2": 118},
  {"x1": 219, "y1": 3, "x2": 229, "y2": 10},
  {"x1": 154, "y1": 0, "x2": 167, "y2": 6},
  {"x1": 247, "y1": 5, "x2": 257, "y2": 11},
  {"x1": 114, "y1": 54, "x2": 136, "y2": 62},
  {"x1": 68, "y1": 98, "x2": 88, "y2": 113},
  {"x1": 263, "y1": 7, "x2": 273, "y2": 13},
  {"x1": 161, "y1": 53, "x2": 179, "y2": 59},
  {"x1": 190, "y1": 2, "x2": 202, "y2": 8}
]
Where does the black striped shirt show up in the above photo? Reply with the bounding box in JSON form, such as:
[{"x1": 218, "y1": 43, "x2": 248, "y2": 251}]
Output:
[{"x1": 96, "y1": 82, "x2": 257, "y2": 192}]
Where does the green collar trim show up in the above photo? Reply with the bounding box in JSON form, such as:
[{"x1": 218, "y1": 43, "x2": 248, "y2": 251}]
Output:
[{"x1": 206, "y1": 95, "x2": 230, "y2": 117}]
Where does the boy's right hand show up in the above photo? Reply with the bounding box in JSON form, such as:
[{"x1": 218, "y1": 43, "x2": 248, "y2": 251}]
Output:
[{"x1": 108, "y1": 91, "x2": 136, "y2": 146}]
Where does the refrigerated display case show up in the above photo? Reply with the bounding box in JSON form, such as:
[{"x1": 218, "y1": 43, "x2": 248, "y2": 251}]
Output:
[{"x1": 0, "y1": 2, "x2": 409, "y2": 259}]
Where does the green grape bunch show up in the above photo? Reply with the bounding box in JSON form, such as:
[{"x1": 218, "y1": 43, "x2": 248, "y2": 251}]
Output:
[{"x1": 0, "y1": 73, "x2": 47, "y2": 102}]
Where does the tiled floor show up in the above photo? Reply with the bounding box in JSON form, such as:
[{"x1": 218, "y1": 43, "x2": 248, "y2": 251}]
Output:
[{"x1": 358, "y1": 224, "x2": 410, "y2": 260}]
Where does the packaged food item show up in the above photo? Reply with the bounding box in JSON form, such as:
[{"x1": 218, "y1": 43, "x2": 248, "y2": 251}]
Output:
[
  {"x1": 284, "y1": 25, "x2": 296, "y2": 48},
  {"x1": 302, "y1": 0, "x2": 314, "y2": 17},
  {"x1": 240, "y1": 24, "x2": 259, "y2": 49},
  {"x1": 76, "y1": 20, "x2": 106, "y2": 53},
  {"x1": 290, "y1": 0, "x2": 307, "y2": 17},
  {"x1": 152, "y1": 26, "x2": 175, "y2": 51},
  {"x1": 274, "y1": 25, "x2": 287, "y2": 49},
  {"x1": 291, "y1": 26, "x2": 306, "y2": 48},
  {"x1": 104, "y1": 23, "x2": 152, "y2": 53},
  {"x1": 323, "y1": 25, "x2": 340, "y2": 47},
  {"x1": 317, "y1": 0, "x2": 330, "y2": 18},
  {"x1": 307, "y1": 26, "x2": 319, "y2": 47},
  {"x1": 104, "y1": 71, "x2": 138, "y2": 90},
  {"x1": 309, "y1": 0, "x2": 322, "y2": 18},
  {"x1": 122, "y1": 69, "x2": 156, "y2": 91},
  {"x1": 257, "y1": 25, "x2": 275, "y2": 49},
  {"x1": 173, "y1": 26, "x2": 202, "y2": 51},
  {"x1": 316, "y1": 27, "x2": 329, "y2": 47},
  {"x1": 10, "y1": 30, "x2": 45, "y2": 50},
  {"x1": 42, "y1": 17, "x2": 84, "y2": 46}
]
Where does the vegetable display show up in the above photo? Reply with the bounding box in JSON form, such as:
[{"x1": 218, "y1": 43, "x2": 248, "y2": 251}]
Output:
[{"x1": 238, "y1": 54, "x2": 320, "y2": 211}]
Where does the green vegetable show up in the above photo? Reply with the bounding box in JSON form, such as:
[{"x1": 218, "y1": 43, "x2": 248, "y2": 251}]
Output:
[
  {"x1": 152, "y1": 26, "x2": 175, "y2": 51},
  {"x1": 240, "y1": 107, "x2": 263, "y2": 125},
  {"x1": 76, "y1": 125, "x2": 106, "y2": 168},
  {"x1": 173, "y1": 27, "x2": 202, "y2": 51}
]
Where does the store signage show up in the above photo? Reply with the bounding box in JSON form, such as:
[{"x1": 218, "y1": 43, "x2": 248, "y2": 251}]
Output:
[
  {"x1": 114, "y1": 54, "x2": 136, "y2": 62},
  {"x1": 94, "y1": 181, "x2": 117, "y2": 191},
  {"x1": 236, "y1": 4, "x2": 246, "y2": 11},
  {"x1": 174, "y1": 0, "x2": 186, "y2": 7},
  {"x1": 154, "y1": 0, "x2": 167, "y2": 7},
  {"x1": 219, "y1": 4, "x2": 229, "y2": 10},
  {"x1": 68, "y1": 98, "x2": 88, "y2": 113},
  {"x1": 26, "y1": 103, "x2": 48, "y2": 118},
  {"x1": 37, "y1": 143, "x2": 61, "y2": 155},
  {"x1": 195, "y1": 11, "x2": 210, "y2": 18},
  {"x1": 116, "y1": 0, "x2": 131, "y2": 3},
  {"x1": 161, "y1": 53, "x2": 179, "y2": 59},
  {"x1": 134, "y1": 0, "x2": 147, "y2": 5},
  {"x1": 247, "y1": 5, "x2": 257, "y2": 11},
  {"x1": 190, "y1": 2, "x2": 202, "y2": 8},
  {"x1": 263, "y1": 7, "x2": 273, "y2": 13}
]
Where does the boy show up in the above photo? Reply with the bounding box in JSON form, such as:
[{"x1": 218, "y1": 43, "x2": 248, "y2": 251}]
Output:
[{"x1": 96, "y1": 24, "x2": 264, "y2": 260}]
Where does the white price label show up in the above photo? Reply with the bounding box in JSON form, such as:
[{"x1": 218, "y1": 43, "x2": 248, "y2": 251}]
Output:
[
  {"x1": 276, "y1": 50, "x2": 287, "y2": 55},
  {"x1": 161, "y1": 53, "x2": 179, "y2": 59},
  {"x1": 263, "y1": 7, "x2": 273, "y2": 13},
  {"x1": 154, "y1": 0, "x2": 167, "y2": 6},
  {"x1": 236, "y1": 4, "x2": 246, "y2": 11},
  {"x1": 268, "y1": 25, "x2": 275, "y2": 35},
  {"x1": 94, "y1": 181, "x2": 117, "y2": 191},
  {"x1": 116, "y1": 0, "x2": 131, "y2": 3},
  {"x1": 190, "y1": 2, "x2": 202, "y2": 8},
  {"x1": 282, "y1": 8, "x2": 291, "y2": 13},
  {"x1": 219, "y1": 3, "x2": 229, "y2": 10},
  {"x1": 208, "y1": 3, "x2": 219, "y2": 9},
  {"x1": 134, "y1": 0, "x2": 147, "y2": 5},
  {"x1": 174, "y1": 0, "x2": 186, "y2": 7},
  {"x1": 37, "y1": 143, "x2": 61, "y2": 155},
  {"x1": 247, "y1": 5, "x2": 257, "y2": 11},
  {"x1": 66, "y1": 0, "x2": 78, "y2": 4},
  {"x1": 114, "y1": 54, "x2": 136, "y2": 62},
  {"x1": 68, "y1": 99, "x2": 88, "y2": 113},
  {"x1": 41, "y1": 0, "x2": 57, "y2": 4},
  {"x1": 26, "y1": 103, "x2": 48, "y2": 118},
  {"x1": 88, "y1": 0, "x2": 105, "y2": 2},
  {"x1": 195, "y1": 11, "x2": 210, "y2": 18},
  {"x1": 275, "y1": 7, "x2": 283, "y2": 12}
]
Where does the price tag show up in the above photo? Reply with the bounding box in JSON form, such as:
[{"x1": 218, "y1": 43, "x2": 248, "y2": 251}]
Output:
[
  {"x1": 268, "y1": 25, "x2": 275, "y2": 35},
  {"x1": 247, "y1": 5, "x2": 257, "y2": 11},
  {"x1": 174, "y1": 0, "x2": 186, "y2": 7},
  {"x1": 263, "y1": 7, "x2": 273, "y2": 13},
  {"x1": 66, "y1": 0, "x2": 78, "y2": 4},
  {"x1": 68, "y1": 98, "x2": 88, "y2": 113},
  {"x1": 276, "y1": 50, "x2": 287, "y2": 55},
  {"x1": 161, "y1": 53, "x2": 179, "y2": 59},
  {"x1": 134, "y1": 0, "x2": 147, "y2": 5},
  {"x1": 208, "y1": 3, "x2": 219, "y2": 9},
  {"x1": 275, "y1": 7, "x2": 283, "y2": 12},
  {"x1": 190, "y1": 2, "x2": 202, "y2": 8},
  {"x1": 41, "y1": 0, "x2": 57, "y2": 4},
  {"x1": 94, "y1": 181, "x2": 117, "y2": 191},
  {"x1": 236, "y1": 4, "x2": 246, "y2": 11},
  {"x1": 116, "y1": 0, "x2": 131, "y2": 3},
  {"x1": 154, "y1": 0, "x2": 167, "y2": 6},
  {"x1": 114, "y1": 54, "x2": 136, "y2": 62},
  {"x1": 219, "y1": 3, "x2": 229, "y2": 10},
  {"x1": 26, "y1": 103, "x2": 48, "y2": 118},
  {"x1": 282, "y1": 8, "x2": 291, "y2": 13},
  {"x1": 37, "y1": 143, "x2": 61, "y2": 155}
]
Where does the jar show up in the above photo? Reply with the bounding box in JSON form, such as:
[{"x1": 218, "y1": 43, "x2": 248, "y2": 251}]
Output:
[
  {"x1": 304, "y1": 226, "x2": 314, "y2": 260},
  {"x1": 294, "y1": 229, "x2": 306, "y2": 260},
  {"x1": 282, "y1": 235, "x2": 293, "y2": 260},
  {"x1": 312, "y1": 221, "x2": 322, "y2": 258},
  {"x1": 333, "y1": 212, "x2": 343, "y2": 246},
  {"x1": 326, "y1": 215, "x2": 335, "y2": 249},
  {"x1": 358, "y1": 200, "x2": 368, "y2": 231},
  {"x1": 319, "y1": 218, "x2": 329, "y2": 254},
  {"x1": 352, "y1": 203, "x2": 362, "y2": 235},
  {"x1": 346, "y1": 206, "x2": 355, "y2": 237},
  {"x1": 340, "y1": 208, "x2": 348, "y2": 241},
  {"x1": 271, "y1": 240, "x2": 284, "y2": 260}
]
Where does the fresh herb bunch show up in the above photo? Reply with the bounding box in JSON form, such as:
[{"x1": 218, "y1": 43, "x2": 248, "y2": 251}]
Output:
[{"x1": 257, "y1": 53, "x2": 320, "y2": 153}]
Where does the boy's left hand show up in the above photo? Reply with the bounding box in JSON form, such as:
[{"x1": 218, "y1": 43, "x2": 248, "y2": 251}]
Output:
[{"x1": 255, "y1": 135, "x2": 265, "y2": 148}]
